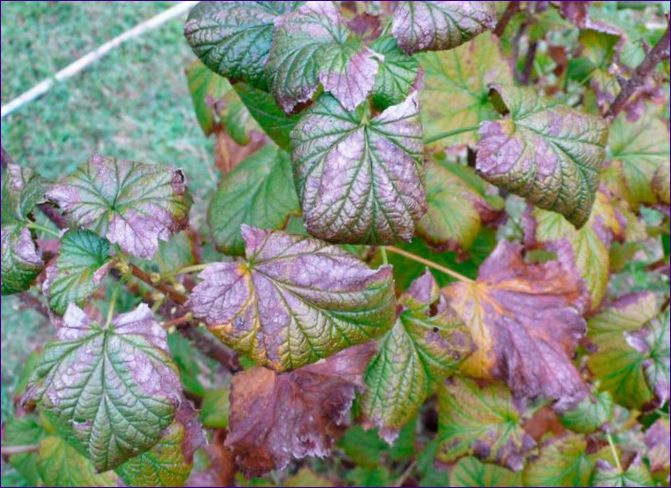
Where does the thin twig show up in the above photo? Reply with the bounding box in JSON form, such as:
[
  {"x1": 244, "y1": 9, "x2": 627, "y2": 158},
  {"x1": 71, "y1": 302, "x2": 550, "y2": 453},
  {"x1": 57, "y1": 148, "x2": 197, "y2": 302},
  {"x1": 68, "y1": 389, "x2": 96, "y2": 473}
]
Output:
[
  {"x1": 520, "y1": 40, "x2": 538, "y2": 85},
  {"x1": 493, "y1": 1, "x2": 520, "y2": 38},
  {"x1": 606, "y1": 432, "x2": 623, "y2": 472},
  {"x1": 162, "y1": 313, "x2": 193, "y2": 329},
  {"x1": 181, "y1": 327, "x2": 242, "y2": 373},
  {"x1": 394, "y1": 460, "x2": 417, "y2": 487},
  {"x1": 605, "y1": 22, "x2": 670, "y2": 120},
  {"x1": 1, "y1": 444, "x2": 40, "y2": 455},
  {"x1": 18, "y1": 293, "x2": 50, "y2": 319},
  {"x1": 385, "y1": 246, "x2": 474, "y2": 283},
  {"x1": 128, "y1": 263, "x2": 188, "y2": 305}
]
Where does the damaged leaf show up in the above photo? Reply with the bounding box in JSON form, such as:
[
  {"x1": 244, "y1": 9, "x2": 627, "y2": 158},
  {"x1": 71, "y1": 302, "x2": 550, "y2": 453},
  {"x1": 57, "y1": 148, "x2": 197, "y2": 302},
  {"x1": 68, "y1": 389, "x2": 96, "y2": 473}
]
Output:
[
  {"x1": 266, "y1": 2, "x2": 379, "y2": 112},
  {"x1": 476, "y1": 84, "x2": 608, "y2": 228},
  {"x1": 291, "y1": 92, "x2": 425, "y2": 244},
  {"x1": 443, "y1": 240, "x2": 588, "y2": 406},
  {"x1": 226, "y1": 343, "x2": 376, "y2": 475},
  {"x1": 184, "y1": 1, "x2": 300, "y2": 90},
  {"x1": 419, "y1": 32, "x2": 513, "y2": 147},
  {"x1": 362, "y1": 271, "x2": 473, "y2": 443},
  {"x1": 46, "y1": 154, "x2": 191, "y2": 259},
  {"x1": 208, "y1": 145, "x2": 300, "y2": 256},
  {"x1": 26, "y1": 303, "x2": 182, "y2": 471},
  {"x1": 189, "y1": 226, "x2": 395, "y2": 371},
  {"x1": 391, "y1": 1, "x2": 496, "y2": 55},
  {"x1": 437, "y1": 378, "x2": 536, "y2": 471},
  {"x1": 43, "y1": 229, "x2": 112, "y2": 315}
]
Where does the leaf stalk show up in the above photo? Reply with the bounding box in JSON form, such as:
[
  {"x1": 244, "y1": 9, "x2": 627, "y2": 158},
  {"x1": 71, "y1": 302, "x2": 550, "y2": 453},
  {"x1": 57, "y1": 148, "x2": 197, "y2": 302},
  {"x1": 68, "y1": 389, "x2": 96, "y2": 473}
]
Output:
[
  {"x1": 424, "y1": 124, "x2": 481, "y2": 144},
  {"x1": 385, "y1": 246, "x2": 474, "y2": 283}
]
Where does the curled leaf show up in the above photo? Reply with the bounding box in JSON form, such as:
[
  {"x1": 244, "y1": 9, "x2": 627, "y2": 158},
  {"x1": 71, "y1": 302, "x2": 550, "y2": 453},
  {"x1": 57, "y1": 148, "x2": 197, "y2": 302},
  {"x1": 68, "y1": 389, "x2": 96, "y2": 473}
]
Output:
[
  {"x1": 25, "y1": 303, "x2": 182, "y2": 471},
  {"x1": 443, "y1": 240, "x2": 588, "y2": 407},
  {"x1": 184, "y1": 1, "x2": 300, "y2": 90},
  {"x1": 189, "y1": 226, "x2": 395, "y2": 371},
  {"x1": 291, "y1": 92, "x2": 425, "y2": 244},
  {"x1": 46, "y1": 154, "x2": 191, "y2": 259},
  {"x1": 266, "y1": 1, "x2": 379, "y2": 112},
  {"x1": 476, "y1": 84, "x2": 608, "y2": 228},
  {"x1": 392, "y1": 1, "x2": 496, "y2": 55},
  {"x1": 362, "y1": 271, "x2": 473, "y2": 443},
  {"x1": 226, "y1": 343, "x2": 376, "y2": 475}
]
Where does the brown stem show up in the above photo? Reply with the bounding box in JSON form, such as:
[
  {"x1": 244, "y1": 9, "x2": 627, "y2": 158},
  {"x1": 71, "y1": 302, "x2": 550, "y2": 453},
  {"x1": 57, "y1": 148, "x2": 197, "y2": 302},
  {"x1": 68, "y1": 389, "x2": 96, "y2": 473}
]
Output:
[
  {"x1": 128, "y1": 263, "x2": 188, "y2": 305},
  {"x1": 37, "y1": 203, "x2": 67, "y2": 229},
  {"x1": 18, "y1": 293, "x2": 50, "y2": 319},
  {"x1": 605, "y1": 22, "x2": 670, "y2": 120},
  {"x1": 162, "y1": 313, "x2": 193, "y2": 329},
  {"x1": 1, "y1": 145, "x2": 14, "y2": 170},
  {"x1": 1, "y1": 444, "x2": 40, "y2": 455},
  {"x1": 520, "y1": 40, "x2": 538, "y2": 85},
  {"x1": 493, "y1": 1, "x2": 520, "y2": 37},
  {"x1": 180, "y1": 327, "x2": 241, "y2": 373}
]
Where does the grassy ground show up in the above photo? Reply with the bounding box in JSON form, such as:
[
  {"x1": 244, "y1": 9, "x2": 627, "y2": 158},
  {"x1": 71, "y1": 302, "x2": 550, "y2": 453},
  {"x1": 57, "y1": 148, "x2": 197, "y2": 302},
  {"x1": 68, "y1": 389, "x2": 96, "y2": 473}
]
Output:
[{"x1": 1, "y1": 3, "x2": 216, "y2": 482}]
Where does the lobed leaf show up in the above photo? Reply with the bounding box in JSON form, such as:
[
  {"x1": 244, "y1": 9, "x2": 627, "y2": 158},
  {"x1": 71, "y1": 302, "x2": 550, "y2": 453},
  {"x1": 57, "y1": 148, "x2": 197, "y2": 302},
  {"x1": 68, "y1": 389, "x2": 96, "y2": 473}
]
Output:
[
  {"x1": 443, "y1": 240, "x2": 588, "y2": 407},
  {"x1": 419, "y1": 32, "x2": 513, "y2": 147},
  {"x1": 37, "y1": 436, "x2": 118, "y2": 487},
  {"x1": 450, "y1": 457, "x2": 522, "y2": 487},
  {"x1": 291, "y1": 92, "x2": 425, "y2": 244},
  {"x1": 266, "y1": 2, "x2": 379, "y2": 112},
  {"x1": 362, "y1": 271, "x2": 473, "y2": 443},
  {"x1": 476, "y1": 84, "x2": 608, "y2": 228},
  {"x1": 592, "y1": 457, "x2": 654, "y2": 487},
  {"x1": 208, "y1": 145, "x2": 300, "y2": 256},
  {"x1": 437, "y1": 378, "x2": 536, "y2": 471},
  {"x1": 369, "y1": 35, "x2": 419, "y2": 111},
  {"x1": 391, "y1": 1, "x2": 496, "y2": 55},
  {"x1": 225, "y1": 343, "x2": 376, "y2": 475},
  {"x1": 189, "y1": 226, "x2": 395, "y2": 371},
  {"x1": 43, "y1": 229, "x2": 112, "y2": 315},
  {"x1": 46, "y1": 154, "x2": 191, "y2": 259},
  {"x1": 184, "y1": 1, "x2": 300, "y2": 90},
  {"x1": 26, "y1": 303, "x2": 182, "y2": 471}
]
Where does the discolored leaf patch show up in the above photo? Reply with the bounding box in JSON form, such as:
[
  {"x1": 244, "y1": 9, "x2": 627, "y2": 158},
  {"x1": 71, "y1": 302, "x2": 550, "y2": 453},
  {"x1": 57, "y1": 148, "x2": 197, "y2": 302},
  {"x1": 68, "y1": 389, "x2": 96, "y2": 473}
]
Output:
[
  {"x1": 226, "y1": 343, "x2": 376, "y2": 475},
  {"x1": 46, "y1": 154, "x2": 191, "y2": 259},
  {"x1": 189, "y1": 226, "x2": 395, "y2": 371},
  {"x1": 37, "y1": 436, "x2": 118, "y2": 487}
]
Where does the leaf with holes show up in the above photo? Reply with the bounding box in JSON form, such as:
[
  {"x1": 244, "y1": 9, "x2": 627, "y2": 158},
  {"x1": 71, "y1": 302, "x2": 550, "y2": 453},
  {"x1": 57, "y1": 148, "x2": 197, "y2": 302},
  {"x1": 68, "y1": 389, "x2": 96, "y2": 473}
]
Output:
[
  {"x1": 188, "y1": 226, "x2": 395, "y2": 371},
  {"x1": 369, "y1": 35, "x2": 419, "y2": 111},
  {"x1": 476, "y1": 84, "x2": 608, "y2": 228},
  {"x1": 437, "y1": 378, "x2": 536, "y2": 471},
  {"x1": 43, "y1": 229, "x2": 112, "y2": 315},
  {"x1": 266, "y1": 2, "x2": 379, "y2": 112},
  {"x1": 362, "y1": 271, "x2": 473, "y2": 443},
  {"x1": 37, "y1": 436, "x2": 118, "y2": 487},
  {"x1": 208, "y1": 145, "x2": 300, "y2": 256},
  {"x1": 291, "y1": 92, "x2": 425, "y2": 244},
  {"x1": 419, "y1": 32, "x2": 513, "y2": 148},
  {"x1": 184, "y1": 1, "x2": 301, "y2": 90},
  {"x1": 226, "y1": 343, "x2": 376, "y2": 475},
  {"x1": 46, "y1": 154, "x2": 191, "y2": 259},
  {"x1": 25, "y1": 303, "x2": 182, "y2": 471},
  {"x1": 443, "y1": 240, "x2": 588, "y2": 407},
  {"x1": 392, "y1": 1, "x2": 496, "y2": 55},
  {"x1": 1, "y1": 165, "x2": 45, "y2": 295}
]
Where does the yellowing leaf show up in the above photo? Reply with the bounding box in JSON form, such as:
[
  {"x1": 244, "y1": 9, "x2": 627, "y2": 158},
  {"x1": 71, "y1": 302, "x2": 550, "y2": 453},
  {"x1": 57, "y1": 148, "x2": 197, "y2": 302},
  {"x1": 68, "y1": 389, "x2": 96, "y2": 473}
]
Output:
[{"x1": 37, "y1": 436, "x2": 118, "y2": 486}]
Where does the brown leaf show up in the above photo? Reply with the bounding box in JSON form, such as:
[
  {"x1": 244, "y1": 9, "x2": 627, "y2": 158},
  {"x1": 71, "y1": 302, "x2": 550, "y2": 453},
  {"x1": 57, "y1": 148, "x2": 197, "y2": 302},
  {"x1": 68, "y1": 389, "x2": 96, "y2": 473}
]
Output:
[
  {"x1": 226, "y1": 343, "x2": 376, "y2": 476},
  {"x1": 187, "y1": 430, "x2": 236, "y2": 487},
  {"x1": 443, "y1": 240, "x2": 588, "y2": 407}
]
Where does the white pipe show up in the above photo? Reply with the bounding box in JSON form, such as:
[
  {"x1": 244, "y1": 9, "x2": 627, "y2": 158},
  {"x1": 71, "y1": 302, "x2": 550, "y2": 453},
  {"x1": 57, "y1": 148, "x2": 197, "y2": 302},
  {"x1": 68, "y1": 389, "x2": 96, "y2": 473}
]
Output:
[{"x1": 1, "y1": 1, "x2": 198, "y2": 119}]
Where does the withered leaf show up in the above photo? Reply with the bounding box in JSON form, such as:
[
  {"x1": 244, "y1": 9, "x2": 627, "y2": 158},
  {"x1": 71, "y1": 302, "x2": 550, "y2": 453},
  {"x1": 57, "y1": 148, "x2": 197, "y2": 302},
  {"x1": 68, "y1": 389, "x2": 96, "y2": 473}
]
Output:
[
  {"x1": 46, "y1": 154, "x2": 191, "y2": 259},
  {"x1": 25, "y1": 303, "x2": 182, "y2": 472},
  {"x1": 392, "y1": 1, "x2": 497, "y2": 55},
  {"x1": 189, "y1": 226, "x2": 395, "y2": 371},
  {"x1": 476, "y1": 84, "x2": 608, "y2": 228},
  {"x1": 362, "y1": 271, "x2": 473, "y2": 443},
  {"x1": 291, "y1": 92, "x2": 425, "y2": 244},
  {"x1": 226, "y1": 343, "x2": 376, "y2": 475},
  {"x1": 645, "y1": 418, "x2": 670, "y2": 475},
  {"x1": 443, "y1": 240, "x2": 588, "y2": 407}
]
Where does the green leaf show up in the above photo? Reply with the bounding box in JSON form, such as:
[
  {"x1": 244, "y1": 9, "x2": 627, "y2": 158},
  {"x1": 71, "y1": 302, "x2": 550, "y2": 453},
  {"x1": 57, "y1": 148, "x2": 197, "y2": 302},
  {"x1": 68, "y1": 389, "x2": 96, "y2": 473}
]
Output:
[
  {"x1": 266, "y1": 2, "x2": 379, "y2": 112},
  {"x1": 185, "y1": 59, "x2": 257, "y2": 143},
  {"x1": 339, "y1": 424, "x2": 388, "y2": 468},
  {"x1": 167, "y1": 332, "x2": 205, "y2": 398},
  {"x1": 577, "y1": 29, "x2": 621, "y2": 113},
  {"x1": 592, "y1": 457, "x2": 654, "y2": 487},
  {"x1": 208, "y1": 145, "x2": 300, "y2": 255},
  {"x1": 37, "y1": 436, "x2": 118, "y2": 487},
  {"x1": 362, "y1": 271, "x2": 473, "y2": 442},
  {"x1": 291, "y1": 92, "x2": 424, "y2": 244},
  {"x1": 285, "y1": 468, "x2": 332, "y2": 487},
  {"x1": 369, "y1": 35, "x2": 419, "y2": 111},
  {"x1": 345, "y1": 466, "x2": 392, "y2": 487},
  {"x1": 1, "y1": 165, "x2": 45, "y2": 295},
  {"x1": 43, "y1": 229, "x2": 112, "y2": 315},
  {"x1": 200, "y1": 387, "x2": 230, "y2": 429},
  {"x1": 450, "y1": 457, "x2": 522, "y2": 487},
  {"x1": 417, "y1": 161, "x2": 502, "y2": 253},
  {"x1": 3, "y1": 415, "x2": 44, "y2": 486},
  {"x1": 607, "y1": 104, "x2": 670, "y2": 210},
  {"x1": 46, "y1": 154, "x2": 191, "y2": 259},
  {"x1": 587, "y1": 293, "x2": 658, "y2": 409},
  {"x1": 419, "y1": 32, "x2": 513, "y2": 147},
  {"x1": 437, "y1": 378, "x2": 536, "y2": 471},
  {"x1": 26, "y1": 304, "x2": 182, "y2": 471},
  {"x1": 476, "y1": 84, "x2": 608, "y2": 228},
  {"x1": 391, "y1": 1, "x2": 496, "y2": 54},
  {"x1": 189, "y1": 226, "x2": 395, "y2": 371},
  {"x1": 184, "y1": 2, "x2": 300, "y2": 90},
  {"x1": 559, "y1": 390, "x2": 614, "y2": 433}
]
